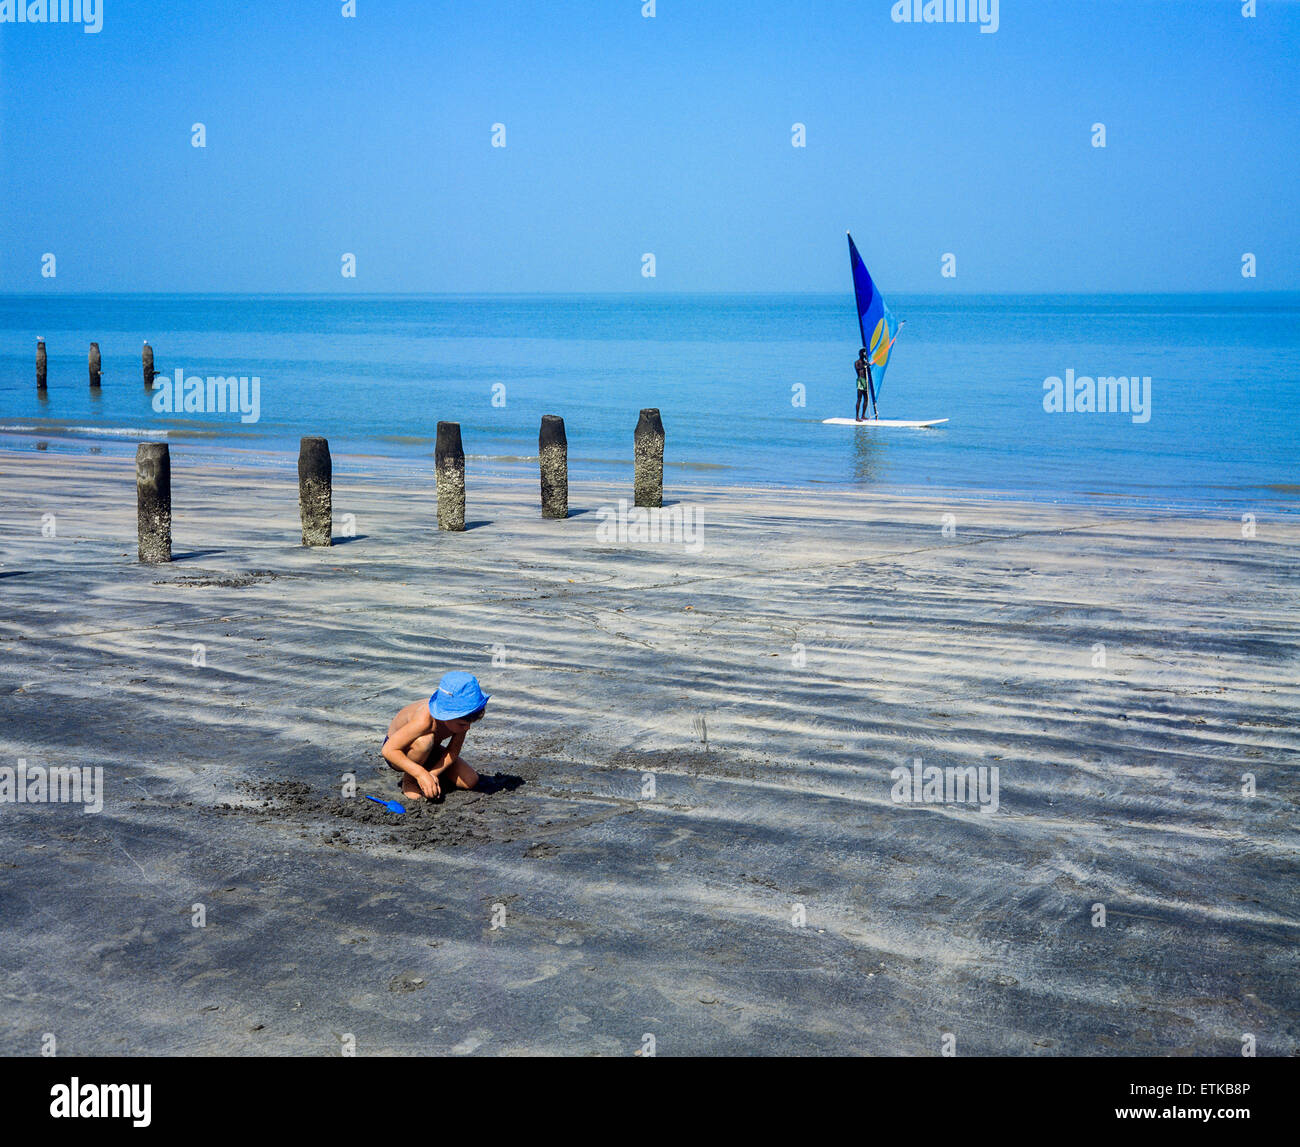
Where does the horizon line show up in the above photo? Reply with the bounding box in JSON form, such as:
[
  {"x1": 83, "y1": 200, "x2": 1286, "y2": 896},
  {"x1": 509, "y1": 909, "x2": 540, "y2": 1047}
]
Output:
[{"x1": 1, "y1": 288, "x2": 1295, "y2": 298}]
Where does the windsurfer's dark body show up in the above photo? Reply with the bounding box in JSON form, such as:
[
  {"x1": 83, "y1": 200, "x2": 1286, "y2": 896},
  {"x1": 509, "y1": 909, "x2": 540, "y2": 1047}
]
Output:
[{"x1": 855, "y1": 350, "x2": 876, "y2": 421}]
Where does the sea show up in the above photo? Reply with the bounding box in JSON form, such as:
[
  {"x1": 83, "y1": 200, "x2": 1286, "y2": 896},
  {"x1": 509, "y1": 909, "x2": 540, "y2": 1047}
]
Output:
[{"x1": 1, "y1": 292, "x2": 1296, "y2": 513}]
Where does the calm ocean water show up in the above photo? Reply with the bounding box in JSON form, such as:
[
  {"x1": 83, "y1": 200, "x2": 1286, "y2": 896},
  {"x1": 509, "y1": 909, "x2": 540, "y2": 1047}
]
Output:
[{"x1": 1, "y1": 293, "x2": 1296, "y2": 512}]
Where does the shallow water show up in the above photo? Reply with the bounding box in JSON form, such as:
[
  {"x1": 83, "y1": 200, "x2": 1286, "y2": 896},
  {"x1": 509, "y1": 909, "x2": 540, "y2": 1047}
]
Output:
[{"x1": 2, "y1": 291, "x2": 1296, "y2": 512}]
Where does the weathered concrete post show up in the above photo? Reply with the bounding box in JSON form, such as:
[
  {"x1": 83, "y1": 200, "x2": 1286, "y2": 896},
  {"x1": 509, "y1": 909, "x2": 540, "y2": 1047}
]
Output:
[
  {"x1": 539, "y1": 414, "x2": 568, "y2": 519},
  {"x1": 89, "y1": 342, "x2": 102, "y2": 388},
  {"x1": 36, "y1": 339, "x2": 47, "y2": 390},
  {"x1": 297, "y1": 436, "x2": 332, "y2": 547},
  {"x1": 143, "y1": 341, "x2": 155, "y2": 387},
  {"x1": 136, "y1": 443, "x2": 172, "y2": 563},
  {"x1": 436, "y1": 421, "x2": 465, "y2": 531},
  {"x1": 634, "y1": 408, "x2": 664, "y2": 508}
]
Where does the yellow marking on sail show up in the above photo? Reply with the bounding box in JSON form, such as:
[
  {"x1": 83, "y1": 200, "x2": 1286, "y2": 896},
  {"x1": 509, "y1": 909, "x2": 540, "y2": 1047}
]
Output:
[{"x1": 869, "y1": 317, "x2": 895, "y2": 367}]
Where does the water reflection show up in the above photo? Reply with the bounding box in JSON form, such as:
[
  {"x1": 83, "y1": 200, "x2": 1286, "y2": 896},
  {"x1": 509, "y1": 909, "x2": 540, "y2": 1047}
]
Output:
[{"x1": 850, "y1": 426, "x2": 883, "y2": 484}]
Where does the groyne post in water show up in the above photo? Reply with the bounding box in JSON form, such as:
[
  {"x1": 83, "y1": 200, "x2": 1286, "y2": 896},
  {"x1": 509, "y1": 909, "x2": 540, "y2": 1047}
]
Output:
[
  {"x1": 143, "y1": 341, "x2": 155, "y2": 387},
  {"x1": 539, "y1": 414, "x2": 568, "y2": 519},
  {"x1": 36, "y1": 339, "x2": 47, "y2": 391},
  {"x1": 436, "y1": 421, "x2": 466, "y2": 531},
  {"x1": 89, "y1": 342, "x2": 102, "y2": 388},
  {"x1": 136, "y1": 443, "x2": 172, "y2": 563},
  {"x1": 297, "y1": 436, "x2": 333, "y2": 547},
  {"x1": 634, "y1": 407, "x2": 664, "y2": 508}
]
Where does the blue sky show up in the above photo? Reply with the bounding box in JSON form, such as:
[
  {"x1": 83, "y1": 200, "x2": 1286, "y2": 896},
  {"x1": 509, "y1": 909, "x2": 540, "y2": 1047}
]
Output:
[{"x1": 1, "y1": 0, "x2": 1296, "y2": 292}]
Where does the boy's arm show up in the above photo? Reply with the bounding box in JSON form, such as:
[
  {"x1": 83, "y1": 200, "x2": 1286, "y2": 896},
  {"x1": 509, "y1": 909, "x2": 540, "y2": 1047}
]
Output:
[
  {"x1": 427, "y1": 729, "x2": 468, "y2": 776},
  {"x1": 381, "y1": 716, "x2": 440, "y2": 797}
]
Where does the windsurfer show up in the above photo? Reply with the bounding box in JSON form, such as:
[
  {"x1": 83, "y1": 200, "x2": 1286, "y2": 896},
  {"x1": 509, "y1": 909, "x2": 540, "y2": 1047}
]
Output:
[{"x1": 855, "y1": 348, "x2": 876, "y2": 421}]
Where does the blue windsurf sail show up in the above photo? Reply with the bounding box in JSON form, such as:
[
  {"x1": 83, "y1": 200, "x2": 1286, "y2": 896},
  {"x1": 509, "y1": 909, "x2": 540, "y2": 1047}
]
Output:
[{"x1": 847, "y1": 232, "x2": 901, "y2": 400}]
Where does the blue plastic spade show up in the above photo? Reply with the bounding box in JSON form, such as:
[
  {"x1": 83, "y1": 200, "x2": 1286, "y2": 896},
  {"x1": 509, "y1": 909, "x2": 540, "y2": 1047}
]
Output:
[{"x1": 365, "y1": 795, "x2": 406, "y2": 814}]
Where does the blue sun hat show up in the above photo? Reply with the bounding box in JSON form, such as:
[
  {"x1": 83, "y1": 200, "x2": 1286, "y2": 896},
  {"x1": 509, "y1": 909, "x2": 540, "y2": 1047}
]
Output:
[{"x1": 429, "y1": 671, "x2": 491, "y2": 720}]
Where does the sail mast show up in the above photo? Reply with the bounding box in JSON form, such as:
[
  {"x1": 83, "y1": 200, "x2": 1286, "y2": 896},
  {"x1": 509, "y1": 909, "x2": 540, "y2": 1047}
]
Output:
[{"x1": 847, "y1": 233, "x2": 874, "y2": 411}]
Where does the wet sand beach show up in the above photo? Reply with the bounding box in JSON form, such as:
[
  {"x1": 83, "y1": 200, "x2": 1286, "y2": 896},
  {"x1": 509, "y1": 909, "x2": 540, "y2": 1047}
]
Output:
[{"x1": 0, "y1": 450, "x2": 1296, "y2": 1056}]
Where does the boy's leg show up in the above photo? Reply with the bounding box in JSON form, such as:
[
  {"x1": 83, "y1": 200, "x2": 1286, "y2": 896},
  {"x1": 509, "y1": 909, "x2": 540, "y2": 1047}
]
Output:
[
  {"x1": 386, "y1": 732, "x2": 436, "y2": 799},
  {"x1": 445, "y1": 756, "x2": 480, "y2": 790},
  {"x1": 393, "y1": 752, "x2": 478, "y2": 800}
]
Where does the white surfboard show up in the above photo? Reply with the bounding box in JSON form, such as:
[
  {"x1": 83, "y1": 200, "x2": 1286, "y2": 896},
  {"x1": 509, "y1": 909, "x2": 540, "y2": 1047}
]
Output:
[{"x1": 822, "y1": 417, "x2": 949, "y2": 428}]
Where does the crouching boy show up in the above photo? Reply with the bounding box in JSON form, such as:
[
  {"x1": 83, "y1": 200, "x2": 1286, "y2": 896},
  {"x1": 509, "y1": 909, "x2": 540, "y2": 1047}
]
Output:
[{"x1": 381, "y1": 671, "x2": 489, "y2": 801}]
